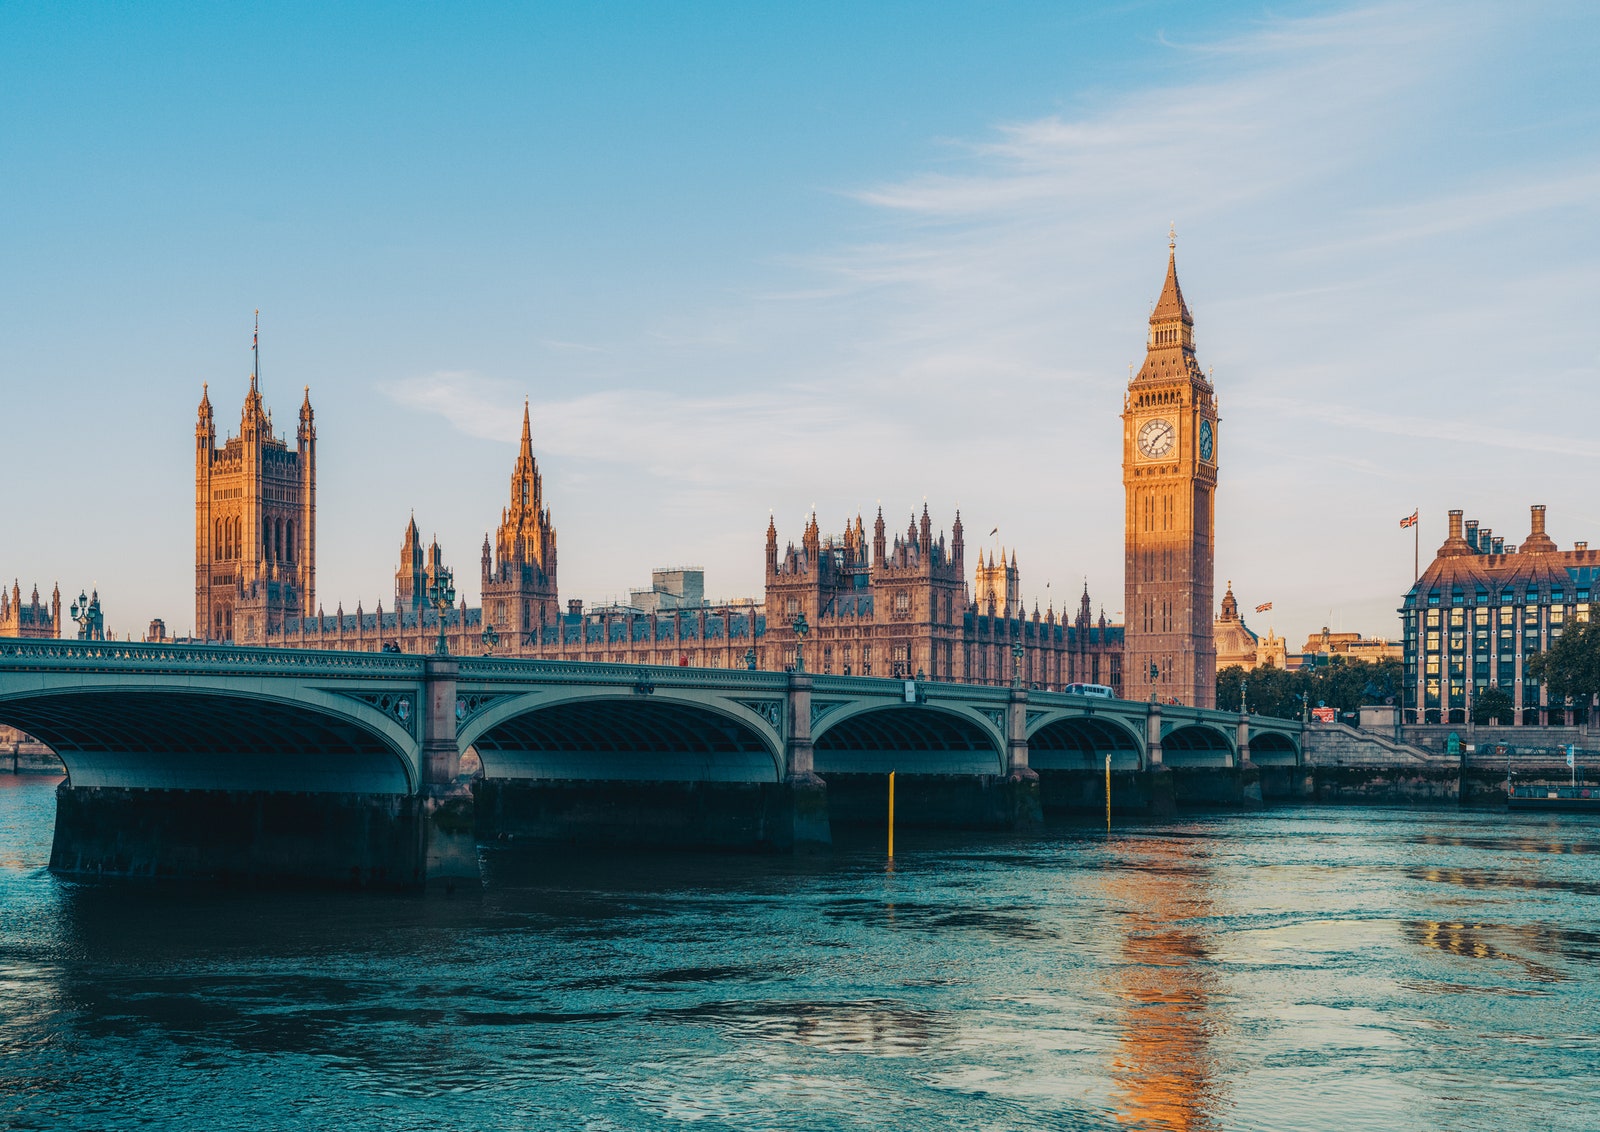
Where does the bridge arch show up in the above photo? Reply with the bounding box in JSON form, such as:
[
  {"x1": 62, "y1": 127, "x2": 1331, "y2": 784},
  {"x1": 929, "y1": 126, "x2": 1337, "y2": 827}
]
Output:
[
  {"x1": 812, "y1": 704, "x2": 1004, "y2": 776},
  {"x1": 0, "y1": 685, "x2": 417, "y2": 794},
  {"x1": 1248, "y1": 729, "x2": 1300, "y2": 764},
  {"x1": 461, "y1": 691, "x2": 784, "y2": 783},
  {"x1": 1027, "y1": 714, "x2": 1146, "y2": 771},
  {"x1": 1160, "y1": 722, "x2": 1236, "y2": 766}
]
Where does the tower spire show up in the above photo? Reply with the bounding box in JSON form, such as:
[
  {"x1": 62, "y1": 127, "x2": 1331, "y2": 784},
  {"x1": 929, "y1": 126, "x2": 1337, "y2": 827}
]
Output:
[
  {"x1": 252, "y1": 309, "x2": 260, "y2": 392},
  {"x1": 1150, "y1": 234, "x2": 1190, "y2": 328}
]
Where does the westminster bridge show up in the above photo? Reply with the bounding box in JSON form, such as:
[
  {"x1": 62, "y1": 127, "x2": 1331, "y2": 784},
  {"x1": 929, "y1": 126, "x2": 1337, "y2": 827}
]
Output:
[{"x1": 0, "y1": 639, "x2": 1302, "y2": 889}]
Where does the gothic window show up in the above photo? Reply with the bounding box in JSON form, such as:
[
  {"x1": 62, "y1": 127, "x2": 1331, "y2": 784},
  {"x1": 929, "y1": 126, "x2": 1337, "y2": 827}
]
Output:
[
  {"x1": 286, "y1": 521, "x2": 294, "y2": 562},
  {"x1": 786, "y1": 597, "x2": 799, "y2": 616},
  {"x1": 894, "y1": 591, "x2": 909, "y2": 614},
  {"x1": 215, "y1": 519, "x2": 223, "y2": 560}
]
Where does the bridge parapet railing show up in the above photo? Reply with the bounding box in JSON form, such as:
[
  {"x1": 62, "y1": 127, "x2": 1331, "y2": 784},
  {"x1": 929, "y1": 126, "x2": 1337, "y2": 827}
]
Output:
[
  {"x1": 0, "y1": 638, "x2": 429, "y2": 679},
  {"x1": 458, "y1": 657, "x2": 792, "y2": 691}
]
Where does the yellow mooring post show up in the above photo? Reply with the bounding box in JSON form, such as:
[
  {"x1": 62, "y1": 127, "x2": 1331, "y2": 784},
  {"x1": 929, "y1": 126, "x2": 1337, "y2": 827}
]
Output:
[
  {"x1": 1105, "y1": 753, "x2": 1112, "y2": 832},
  {"x1": 888, "y1": 770, "x2": 896, "y2": 860}
]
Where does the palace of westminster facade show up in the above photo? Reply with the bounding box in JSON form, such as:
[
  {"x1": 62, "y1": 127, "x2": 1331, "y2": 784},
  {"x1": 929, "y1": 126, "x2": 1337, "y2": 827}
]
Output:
[{"x1": 181, "y1": 243, "x2": 1222, "y2": 704}]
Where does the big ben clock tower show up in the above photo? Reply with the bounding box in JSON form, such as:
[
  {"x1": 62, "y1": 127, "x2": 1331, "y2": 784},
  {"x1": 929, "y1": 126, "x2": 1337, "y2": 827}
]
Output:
[{"x1": 1122, "y1": 230, "x2": 1219, "y2": 708}]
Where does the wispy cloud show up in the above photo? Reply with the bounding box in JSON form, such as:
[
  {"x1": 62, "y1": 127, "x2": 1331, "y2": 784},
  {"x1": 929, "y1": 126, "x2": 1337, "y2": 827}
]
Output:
[
  {"x1": 390, "y1": 370, "x2": 911, "y2": 492},
  {"x1": 1259, "y1": 397, "x2": 1600, "y2": 460}
]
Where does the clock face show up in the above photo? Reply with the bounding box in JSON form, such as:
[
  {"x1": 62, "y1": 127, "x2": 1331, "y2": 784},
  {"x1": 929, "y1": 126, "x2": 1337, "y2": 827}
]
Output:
[
  {"x1": 1138, "y1": 417, "x2": 1175, "y2": 459},
  {"x1": 1199, "y1": 418, "x2": 1214, "y2": 462}
]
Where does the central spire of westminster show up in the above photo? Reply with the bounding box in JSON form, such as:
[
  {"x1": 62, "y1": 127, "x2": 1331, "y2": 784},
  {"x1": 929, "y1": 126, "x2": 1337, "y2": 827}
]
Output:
[
  {"x1": 482, "y1": 399, "x2": 559, "y2": 637},
  {"x1": 1122, "y1": 231, "x2": 1220, "y2": 708}
]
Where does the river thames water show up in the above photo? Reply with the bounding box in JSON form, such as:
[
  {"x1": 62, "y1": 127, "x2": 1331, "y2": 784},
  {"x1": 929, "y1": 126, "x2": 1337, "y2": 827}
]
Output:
[{"x1": 2, "y1": 774, "x2": 1597, "y2": 1131}]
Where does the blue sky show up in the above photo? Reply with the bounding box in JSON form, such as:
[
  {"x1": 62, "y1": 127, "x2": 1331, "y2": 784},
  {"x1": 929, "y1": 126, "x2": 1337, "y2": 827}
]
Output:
[{"x1": 3, "y1": 1, "x2": 1597, "y2": 647}]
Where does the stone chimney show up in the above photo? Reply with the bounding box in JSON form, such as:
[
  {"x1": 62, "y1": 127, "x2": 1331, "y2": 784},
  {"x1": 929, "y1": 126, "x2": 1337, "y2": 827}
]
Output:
[
  {"x1": 1438, "y1": 509, "x2": 1472, "y2": 557},
  {"x1": 1523, "y1": 504, "x2": 1558, "y2": 554}
]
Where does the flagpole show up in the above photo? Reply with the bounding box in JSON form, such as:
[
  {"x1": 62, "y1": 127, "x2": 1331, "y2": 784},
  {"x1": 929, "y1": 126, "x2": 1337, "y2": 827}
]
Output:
[{"x1": 1414, "y1": 507, "x2": 1419, "y2": 582}]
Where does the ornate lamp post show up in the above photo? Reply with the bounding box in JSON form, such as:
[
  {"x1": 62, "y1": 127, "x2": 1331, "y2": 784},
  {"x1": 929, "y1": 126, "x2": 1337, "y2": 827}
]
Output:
[
  {"x1": 1148, "y1": 660, "x2": 1160, "y2": 703},
  {"x1": 743, "y1": 646, "x2": 757, "y2": 671},
  {"x1": 1011, "y1": 641, "x2": 1024, "y2": 689},
  {"x1": 70, "y1": 590, "x2": 103, "y2": 642},
  {"x1": 481, "y1": 622, "x2": 500, "y2": 656},
  {"x1": 1240, "y1": 675, "x2": 1249, "y2": 715},
  {"x1": 427, "y1": 567, "x2": 457, "y2": 657},
  {"x1": 792, "y1": 612, "x2": 809, "y2": 673}
]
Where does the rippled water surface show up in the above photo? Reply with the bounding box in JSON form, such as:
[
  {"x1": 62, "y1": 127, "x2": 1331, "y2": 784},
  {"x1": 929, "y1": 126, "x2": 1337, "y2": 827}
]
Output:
[{"x1": 3, "y1": 774, "x2": 1598, "y2": 1131}]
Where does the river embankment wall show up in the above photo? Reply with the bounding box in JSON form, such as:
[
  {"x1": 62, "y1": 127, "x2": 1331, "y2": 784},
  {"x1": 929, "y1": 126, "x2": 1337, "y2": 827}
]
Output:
[
  {"x1": 1296, "y1": 722, "x2": 1589, "y2": 807},
  {"x1": 3, "y1": 733, "x2": 62, "y2": 774}
]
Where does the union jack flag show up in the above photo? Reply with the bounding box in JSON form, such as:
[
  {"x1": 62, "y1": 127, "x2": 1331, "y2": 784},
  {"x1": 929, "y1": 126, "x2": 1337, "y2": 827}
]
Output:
[
  {"x1": 1399, "y1": 510, "x2": 1418, "y2": 529},
  {"x1": 1255, "y1": 601, "x2": 1272, "y2": 613}
]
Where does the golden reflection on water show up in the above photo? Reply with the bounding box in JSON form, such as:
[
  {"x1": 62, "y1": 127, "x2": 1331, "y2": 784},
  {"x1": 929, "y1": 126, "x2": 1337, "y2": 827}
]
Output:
[
  {"x1": 1407, "y1": 920, "x2": 1569, "y2": 982},
  {"x1": 1102, "y1": 840, "x2": 1221, "y2": 1132}
]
